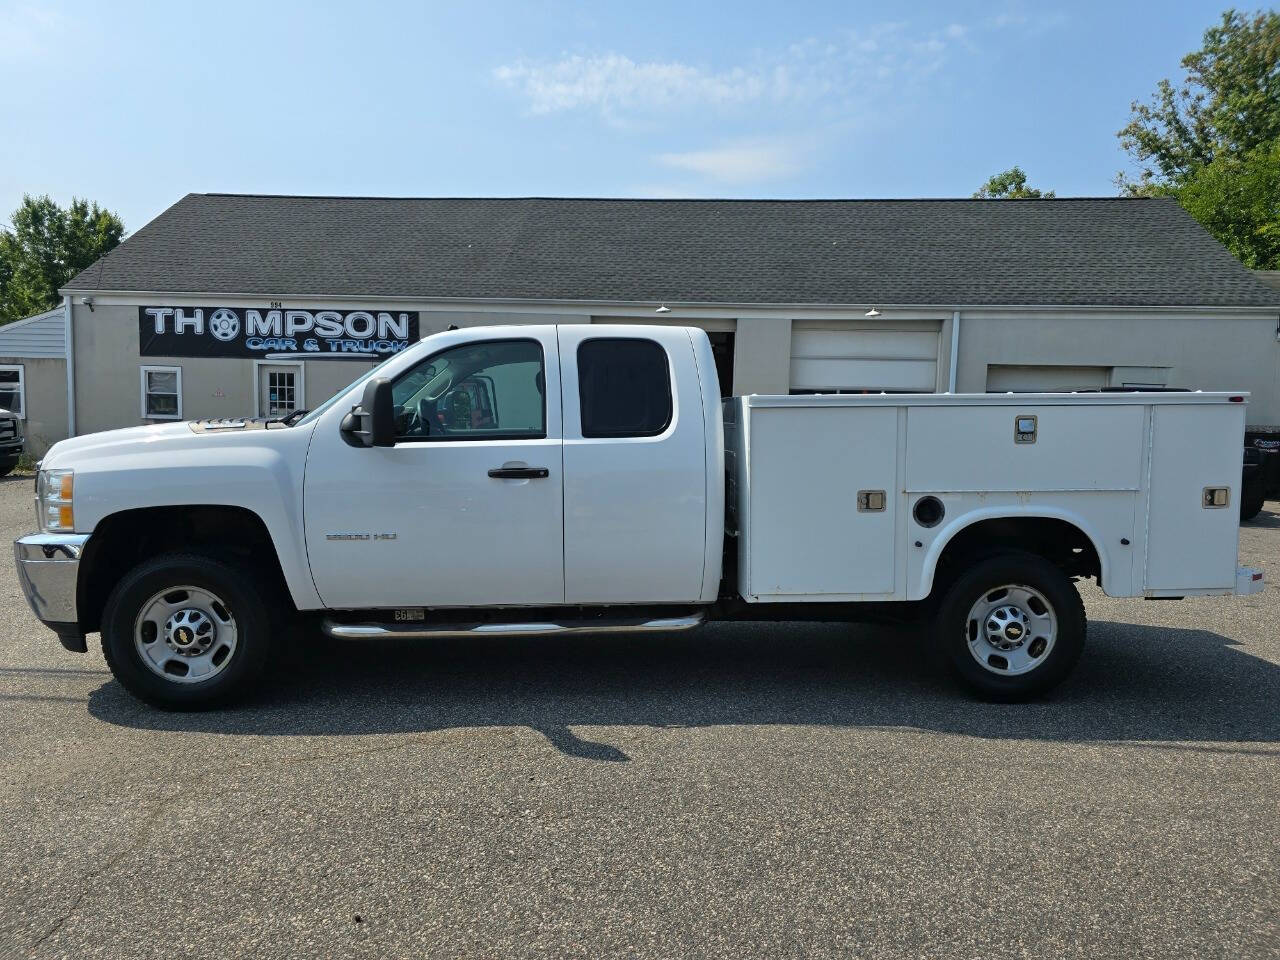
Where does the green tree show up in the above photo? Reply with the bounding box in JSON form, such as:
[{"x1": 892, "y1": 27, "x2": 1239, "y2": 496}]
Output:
[
  {"x1": 973, "y1": 167, "x2": 1055, "y2": 199},
  {"x1": 1116, "y1": 9, "x2": 1280, "y2": 268},
  {"x1": 1174, "y1": 137, "x2": 1280, "y2": 269},
  {"x1": 1118, "y1": 9, "x2": 1280, "y2": 190},
  {"x1": 0, "y1": 194, "x2": 125, "y2": 324}
]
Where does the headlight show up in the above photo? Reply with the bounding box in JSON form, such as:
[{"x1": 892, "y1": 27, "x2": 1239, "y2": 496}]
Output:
[{"x1": 36, "y1": 468, "x2": 74, "y2": 532}]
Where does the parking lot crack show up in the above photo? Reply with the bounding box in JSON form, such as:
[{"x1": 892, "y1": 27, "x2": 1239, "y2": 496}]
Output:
[{"x1": 27, "y1": 785, "x2": 189, "y2": 953}]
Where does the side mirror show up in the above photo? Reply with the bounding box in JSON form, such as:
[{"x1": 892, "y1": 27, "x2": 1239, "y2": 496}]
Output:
[{"x1": 339, "y1": 378, "x2": 396, "y2": 448}]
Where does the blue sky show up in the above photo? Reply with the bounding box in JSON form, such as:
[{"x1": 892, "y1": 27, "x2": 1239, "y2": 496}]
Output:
[{"x1": 0, "y1": 0, "x2": 1233, "y2": 232}]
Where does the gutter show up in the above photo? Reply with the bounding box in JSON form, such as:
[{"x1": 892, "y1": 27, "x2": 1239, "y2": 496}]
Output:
[
  {"x1": 56, "y1": 287, "x2": 1280, "y2": 317},
  {"x1": 948, "y1": 310, "x2": 960, "y2": 392},
  {"x1": 62, "y1": 295, "x2": 75, "y2": 437}
]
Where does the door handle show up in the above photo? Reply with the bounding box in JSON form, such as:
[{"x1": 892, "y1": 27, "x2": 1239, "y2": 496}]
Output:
[{"x1": 488, "y1": 466, "x2": 549, "y2": 479}]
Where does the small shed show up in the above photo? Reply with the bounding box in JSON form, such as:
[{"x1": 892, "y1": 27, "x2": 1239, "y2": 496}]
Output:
[{"x1": 0, "y1": 306, "x2": 69, "y2": 455}]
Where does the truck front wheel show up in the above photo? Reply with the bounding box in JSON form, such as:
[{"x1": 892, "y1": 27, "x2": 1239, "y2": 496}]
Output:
[
  {"x1": 101, "y1": 553, "x2": 275, "y2": 710},
  {"x1": 934, "y1": 552, "x2": 1085, "y2": 702}
]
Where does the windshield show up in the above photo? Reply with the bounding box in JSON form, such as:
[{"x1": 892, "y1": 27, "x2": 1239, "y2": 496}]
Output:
[{"x1": 293, "y1": 355, "x2": 397, "y2": 427}]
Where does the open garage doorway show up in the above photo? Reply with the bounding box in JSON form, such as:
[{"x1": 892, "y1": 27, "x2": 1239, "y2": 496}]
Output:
[
  {"x1": 986, "y1": 365, "x2": 1110, "y2": 393},
  {"x1": 707, "y1": 332, "x2": 735, "y2": 399}
]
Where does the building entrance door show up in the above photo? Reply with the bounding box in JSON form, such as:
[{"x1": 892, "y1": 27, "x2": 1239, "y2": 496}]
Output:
[{"x1": 257, "y1": 362, "x2": 302, "y2": 417}]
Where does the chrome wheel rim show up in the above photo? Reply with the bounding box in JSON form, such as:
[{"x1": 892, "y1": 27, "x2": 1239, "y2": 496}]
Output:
[
  {"x1": 965, "y1": 584, "x2": 1057, "y2": 677},
  {"x1": 134, "y1": 585, "x2": 239, "y2": 684}
]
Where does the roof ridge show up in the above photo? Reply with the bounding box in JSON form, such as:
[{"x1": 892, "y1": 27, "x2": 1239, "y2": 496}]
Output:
[{"x1": 193, "y1": 192, "x2": 1167, "y2": 204}]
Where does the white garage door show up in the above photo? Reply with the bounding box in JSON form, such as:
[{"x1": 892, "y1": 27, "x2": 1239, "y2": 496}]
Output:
[
  {"x1": 790, "y1": 328, "x2": 939, "y2": 393},
  {"x1": 986, "y1": 365, "x2": 1110, "y2": 393}
]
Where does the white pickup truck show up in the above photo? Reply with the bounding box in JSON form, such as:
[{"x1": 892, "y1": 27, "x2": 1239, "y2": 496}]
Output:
[{"x1": 16, "y1": 324, "x2": 1264, "y2": 708}]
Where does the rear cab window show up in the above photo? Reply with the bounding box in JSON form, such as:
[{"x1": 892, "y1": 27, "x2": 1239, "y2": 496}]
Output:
[{"x1": 577, "y1": 338, "x2": 672, "y2": 438}]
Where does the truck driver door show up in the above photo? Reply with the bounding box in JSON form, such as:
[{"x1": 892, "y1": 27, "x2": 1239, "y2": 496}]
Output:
[{"x1": 303, "y1": 329, "x2": 564, "y2": 609}]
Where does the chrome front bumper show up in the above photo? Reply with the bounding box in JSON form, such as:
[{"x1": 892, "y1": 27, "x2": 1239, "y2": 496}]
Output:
[{"x1": 14, "y1": 532, "x2": 90, "y2": 651}]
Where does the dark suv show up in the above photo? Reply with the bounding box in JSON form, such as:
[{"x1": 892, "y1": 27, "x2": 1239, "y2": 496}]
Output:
[
  {"x1": 0, "y1": 409, "x2": 23, "y2": 477},
  {"x1": 1243, "y1": 434, "x2": 1280, "y2": 521}
]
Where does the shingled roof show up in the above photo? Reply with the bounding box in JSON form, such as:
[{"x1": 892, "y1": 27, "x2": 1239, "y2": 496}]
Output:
[{"x1": 63, "y1": 193, "x2": 1280, "y2": 308}]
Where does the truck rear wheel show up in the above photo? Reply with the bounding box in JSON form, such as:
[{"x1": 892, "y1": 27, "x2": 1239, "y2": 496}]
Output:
[
  {"x1": 934, "y1": 552, "x2": 1085, "y2": 702},
  {"x1": 101, "y1": 553, "x2": 274, "y2": 710}
]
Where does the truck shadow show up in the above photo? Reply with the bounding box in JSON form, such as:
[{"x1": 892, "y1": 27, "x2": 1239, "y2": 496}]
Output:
[
  {"x1": 84, "y1": 617, "x2": 1280, "y2": 757},
  {"x1": 1243, "y1": 501, "x2": 1280, "y2": 528}
]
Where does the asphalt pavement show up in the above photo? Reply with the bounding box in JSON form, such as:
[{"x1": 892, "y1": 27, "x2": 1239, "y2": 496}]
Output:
[{"x1": 1, "y1": 475, "x2": 1277, "y2": 959}]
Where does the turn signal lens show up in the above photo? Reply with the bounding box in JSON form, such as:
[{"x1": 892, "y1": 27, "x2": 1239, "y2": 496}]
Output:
[{"x1": 37, "y1": 468, "x2": 75, "y2": 532}]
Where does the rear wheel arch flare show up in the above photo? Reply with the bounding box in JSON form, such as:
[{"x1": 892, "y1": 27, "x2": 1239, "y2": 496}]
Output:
[{"x1": 922, "y1": 510, "x2": 1107, "y2": 598}]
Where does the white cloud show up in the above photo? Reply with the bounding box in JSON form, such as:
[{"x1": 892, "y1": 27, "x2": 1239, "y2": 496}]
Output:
[
  {"x1": 494, "y1": 14, "x2": 1065, "y2": 120},
  {"x1": 656, "y1": 140, "x2": 806, "y2": 184},
  {"x1": 0, "y1": 3, "x2": 71, "y2": 63},
  {"x1": 494, "y1": 14, "x2": 1066, "y2": 186},
  {"x1": 987, "y1": 9, "x2": 1068, "y2": 35},
  {"x1": 493, "y1": 54, "x2": 768, "y2": 117}
]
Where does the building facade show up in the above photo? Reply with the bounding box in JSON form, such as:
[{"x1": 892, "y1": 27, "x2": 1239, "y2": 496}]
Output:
[{"x1": 10, "y1": 193, "x2": 1277, "y2": 455}]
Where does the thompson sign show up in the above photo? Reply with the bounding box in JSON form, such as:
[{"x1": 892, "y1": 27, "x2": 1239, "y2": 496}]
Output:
[{"x1": 138, "y1": 307, "x2": 420, "y2": 359}]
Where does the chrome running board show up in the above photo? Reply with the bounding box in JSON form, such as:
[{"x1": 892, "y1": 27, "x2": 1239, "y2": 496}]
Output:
[{"x1": 322, "y1": 612, "x2": 705, "y2": 641}]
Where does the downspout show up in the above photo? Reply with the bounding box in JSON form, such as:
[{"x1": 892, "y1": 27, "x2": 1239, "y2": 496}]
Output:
[
  {"x1": 947, "y1": 310, "x2": 960, "y2": 393},
  {"x1": 62, "y1": 295, "x2": 75, "y2": 437}
]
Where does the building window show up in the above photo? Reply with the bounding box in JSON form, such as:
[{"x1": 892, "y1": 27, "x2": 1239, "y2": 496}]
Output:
[
  {"x1": 0, "y1": 365, "x2": 25, "y2": 419},
  {"x1": 267, "y1": 371, "x2": 296, "y2": 414},
  {"x1": 141, "y1": 366, "x2": 182, "y2": 419},
  {"x1": 577, "y1": 338, "x2": 672, "y2": 438}
]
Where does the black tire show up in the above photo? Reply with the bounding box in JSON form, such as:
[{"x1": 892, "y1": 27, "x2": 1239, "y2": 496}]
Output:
[
  {"x1": 1240, "y1": 487, "x2": 1266, "y2": 522},
  {"x1": 0, "y1": 462, "x2": 15, "y2": 478},
  {"x1": 101, "y1": 552, "x2": 275, "y2": 709},
  {"x1": 933, "y1": 551, "x2": 1085, "y2": 702}
]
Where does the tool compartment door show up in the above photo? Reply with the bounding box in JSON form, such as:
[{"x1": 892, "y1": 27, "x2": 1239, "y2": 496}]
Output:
[
  {"x1": 746, "y1": 405, "x2": 898, "y2": 597},
  {"x1": 905, "y1": 403, "x2": 1144, "y2": 492},
  {"x1": 1145, "y1": 403, "x2": 1243, "y2": 592}
]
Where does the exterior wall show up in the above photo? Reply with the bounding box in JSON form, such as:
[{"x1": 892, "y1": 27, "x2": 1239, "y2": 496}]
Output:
[
  {"x1": 954, "y1": 310, "x2": 1280, "y2": 427},
  {"x1": 63, "y1": 295, "x2": 1280, "y2": 437},
  {"x1": 302, "y1": 359, "x2": 367, "y2": 411},
  {"x1": 74, "y1": 303, "x2": 254, "y2": 432},
  {"x1": 0, "y1": 307, "x2": 66, "y2": 358},
  {"x1": 0, "y1": 355, "x2": 68, "y2": 455},
  {"x1": 68, "y1": 299, "x2": 595, "y2": 435},
  {"x1": 732, "y1": 316, "x2": 792, "y2": 395},
  {"x1": 427, "y1": 310, "x2": 591, "y2": 329}
]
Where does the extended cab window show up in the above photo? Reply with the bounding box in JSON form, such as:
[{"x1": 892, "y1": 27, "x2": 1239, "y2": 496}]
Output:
[
  {"x1": 577, "y1": 338, "x2": 672, "y2": 438},
  {"x1": 391, "y1": 339, "x2": 545, "y2": 440}
]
